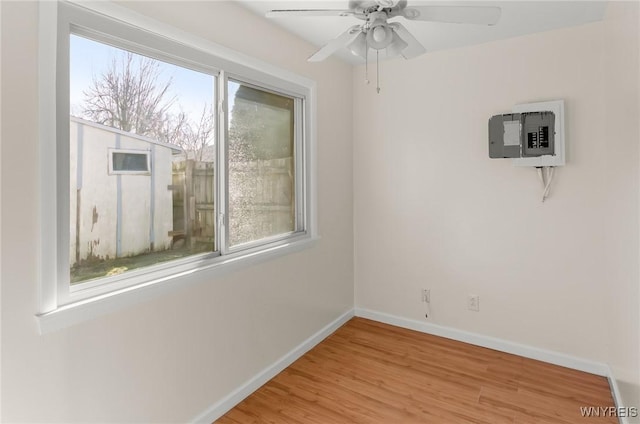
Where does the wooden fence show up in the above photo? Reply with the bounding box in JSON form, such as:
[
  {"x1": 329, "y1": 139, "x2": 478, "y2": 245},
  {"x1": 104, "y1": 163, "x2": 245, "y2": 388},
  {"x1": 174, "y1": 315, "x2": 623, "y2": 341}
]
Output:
[
  {"x1": 170, "y1": 160, "x2": 215, "y2": 248},
  {"x1": 171, "y1": 157, "x2": 294, "y2": 248}
]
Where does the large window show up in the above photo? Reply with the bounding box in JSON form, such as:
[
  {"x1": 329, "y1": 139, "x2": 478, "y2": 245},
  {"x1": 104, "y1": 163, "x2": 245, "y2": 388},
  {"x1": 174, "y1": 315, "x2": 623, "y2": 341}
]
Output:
[{"x1": 39, "y1": 2, "x2": 314, "y2": 319}]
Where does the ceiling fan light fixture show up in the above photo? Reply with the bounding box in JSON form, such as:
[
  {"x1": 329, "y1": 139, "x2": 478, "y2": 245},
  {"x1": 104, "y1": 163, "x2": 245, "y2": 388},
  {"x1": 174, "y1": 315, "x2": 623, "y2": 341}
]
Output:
[
  {"x1": 366, "y1": 22, "x2": 393, "y2": 50},
  {"x1": 347, "y1": 32, "x2": 368, "y2": 58},
  {"x1": 386, "y1": 31, "x2": 409, "y2": 58},
  {"x1": 372, "y1": 26, "x2": 387, "y2": 43}
]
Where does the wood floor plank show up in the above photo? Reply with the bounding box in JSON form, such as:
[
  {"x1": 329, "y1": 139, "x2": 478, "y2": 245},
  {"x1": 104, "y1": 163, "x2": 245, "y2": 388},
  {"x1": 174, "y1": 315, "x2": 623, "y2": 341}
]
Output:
[
  {"x1": 328, "y1": 325, "x2": 520, "y2": 395},
  {"x1": 215, "y1": 318, "x2": 617, "y2": 423},
  {"x1": 295, "y1": 352, "x2": 515, "y2": 424},
  {"x1": 307, "y1": 348, "x2": 480, "y2": 404},
  {"x1": 479, "y1": 385, "x2": 617, "y2": 424}
]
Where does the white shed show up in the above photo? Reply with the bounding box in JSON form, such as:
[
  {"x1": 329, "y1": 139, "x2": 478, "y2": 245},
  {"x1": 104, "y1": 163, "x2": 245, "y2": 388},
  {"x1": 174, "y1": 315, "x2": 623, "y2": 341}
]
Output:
[{"x1": 70, "y1": 117, "x2": 182, "y2": 267}]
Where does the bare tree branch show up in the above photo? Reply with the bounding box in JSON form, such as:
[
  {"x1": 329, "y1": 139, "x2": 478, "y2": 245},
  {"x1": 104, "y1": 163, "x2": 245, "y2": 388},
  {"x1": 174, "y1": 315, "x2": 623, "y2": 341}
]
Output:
[{"x1": 80, "y1": 51, "x2": 215, "y2": 161}]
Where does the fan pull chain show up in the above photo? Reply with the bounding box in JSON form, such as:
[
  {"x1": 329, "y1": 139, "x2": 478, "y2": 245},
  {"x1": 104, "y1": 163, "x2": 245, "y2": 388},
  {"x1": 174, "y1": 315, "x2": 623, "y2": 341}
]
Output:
[
  {"x1": 376, "y1": 50, "x2": 380, "y2": 94},
  {"x1": 364, "y1": 36, "x2": 370, "y2": 85}
]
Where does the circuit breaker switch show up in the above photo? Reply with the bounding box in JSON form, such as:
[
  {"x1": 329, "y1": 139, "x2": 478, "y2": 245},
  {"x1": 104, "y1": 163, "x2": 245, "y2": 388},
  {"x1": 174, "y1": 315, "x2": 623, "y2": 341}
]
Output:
[{"x1": 522, "y1": 111, "x2": 554, "y2": 157}]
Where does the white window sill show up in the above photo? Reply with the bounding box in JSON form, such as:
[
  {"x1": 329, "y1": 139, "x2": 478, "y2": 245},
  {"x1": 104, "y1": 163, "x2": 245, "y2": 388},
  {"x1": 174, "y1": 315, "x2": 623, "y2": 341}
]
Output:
[{"x1": 36, "y1": 236, "x2": 319, "y2": 334}]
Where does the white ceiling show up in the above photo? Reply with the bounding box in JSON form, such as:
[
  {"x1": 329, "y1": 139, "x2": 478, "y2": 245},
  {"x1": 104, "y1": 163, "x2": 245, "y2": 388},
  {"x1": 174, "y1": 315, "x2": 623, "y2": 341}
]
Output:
[{"x1": 239, "y1": 1, "x2": 608, "y2": 64}]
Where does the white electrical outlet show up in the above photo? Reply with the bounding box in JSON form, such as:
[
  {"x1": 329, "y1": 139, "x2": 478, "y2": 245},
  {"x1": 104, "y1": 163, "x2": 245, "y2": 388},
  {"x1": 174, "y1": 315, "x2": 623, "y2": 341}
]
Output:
[
  {"x1": 422, "y1": 289, "x2": 431, "y2": 303},
  {"x1": 468, "y1": 295, "x2": 479, "y2": 312}
]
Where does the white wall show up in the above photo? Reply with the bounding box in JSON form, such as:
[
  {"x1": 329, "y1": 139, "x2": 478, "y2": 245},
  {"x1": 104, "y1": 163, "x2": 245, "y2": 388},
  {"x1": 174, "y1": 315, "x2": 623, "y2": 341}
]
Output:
[
  {"x1": 0, "y1": 2, "x2": 3, "y2": 421},
  {"x1": 354, "y1": 1, "x2": 639, "y2": 410},
  {"x1": 0, "y1": 1, "x2": 353, "y2": 422},
  {"x1": 603, "y1": 1, "x2": 640, "y2": 410}
]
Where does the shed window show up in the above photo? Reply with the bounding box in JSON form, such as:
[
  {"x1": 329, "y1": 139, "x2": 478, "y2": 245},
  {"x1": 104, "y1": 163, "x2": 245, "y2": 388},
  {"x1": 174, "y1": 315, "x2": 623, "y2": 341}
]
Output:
[{"x1": 110, "y1": 150, "x2": 150, "y2": 174}]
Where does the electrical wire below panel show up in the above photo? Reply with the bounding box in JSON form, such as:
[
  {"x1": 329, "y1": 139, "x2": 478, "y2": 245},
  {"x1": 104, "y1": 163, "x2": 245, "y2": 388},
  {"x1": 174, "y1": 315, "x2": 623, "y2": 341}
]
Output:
[{"x1": 536, "y1": 166, "x2": 555, "y2": 202}]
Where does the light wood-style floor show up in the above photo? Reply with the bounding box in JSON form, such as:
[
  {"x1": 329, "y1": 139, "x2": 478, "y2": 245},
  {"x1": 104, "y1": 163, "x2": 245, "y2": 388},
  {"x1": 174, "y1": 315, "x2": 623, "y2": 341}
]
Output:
[{"x1": 217, "y1": 317, "x2": 616, "y2": 424}]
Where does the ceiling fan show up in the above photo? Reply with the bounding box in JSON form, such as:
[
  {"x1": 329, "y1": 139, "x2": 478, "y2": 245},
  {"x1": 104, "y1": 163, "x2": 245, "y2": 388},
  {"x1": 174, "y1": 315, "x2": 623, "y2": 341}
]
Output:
[{"x1": 267, "y1": 1, "x2": 501, "y2": 92}]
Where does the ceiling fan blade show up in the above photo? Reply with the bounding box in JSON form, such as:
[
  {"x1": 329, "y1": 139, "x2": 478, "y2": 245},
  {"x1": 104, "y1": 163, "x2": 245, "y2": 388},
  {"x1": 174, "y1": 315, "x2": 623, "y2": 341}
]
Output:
[
  {"x1": 308, "y1": 25, "x2": 362, "y2": 62},
  {"x1": 266, "y1": 9, "x2": 354, "y2": 18},
  {"x1": 389, "y1": 23, "x2": 426, "y2": 59},
  {"x1": 402, "y1": 6, "x2": 501, "y2": 26}
]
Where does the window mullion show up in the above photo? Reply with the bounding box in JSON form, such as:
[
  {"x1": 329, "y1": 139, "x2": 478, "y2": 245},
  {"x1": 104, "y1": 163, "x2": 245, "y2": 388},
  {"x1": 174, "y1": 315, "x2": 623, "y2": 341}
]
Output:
[{"x1": 217, "y1": 70, "x2": 230, "y2": 255}]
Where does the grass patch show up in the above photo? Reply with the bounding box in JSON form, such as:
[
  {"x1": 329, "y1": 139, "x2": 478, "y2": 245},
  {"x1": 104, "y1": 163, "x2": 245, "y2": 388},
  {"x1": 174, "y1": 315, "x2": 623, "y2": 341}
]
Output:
[{"x1": 70, "y1": 244, "x2": 211, "y2": 284}]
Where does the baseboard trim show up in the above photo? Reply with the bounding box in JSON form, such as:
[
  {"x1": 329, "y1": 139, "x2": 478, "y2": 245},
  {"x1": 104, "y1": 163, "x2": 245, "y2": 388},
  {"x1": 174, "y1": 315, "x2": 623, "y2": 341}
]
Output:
[
  {"x1": 191, "y1": 308, "x2": 355, "y2": 423},
  {"x1": 354, "y1": 307, "x2": 610, "y2": 376}
]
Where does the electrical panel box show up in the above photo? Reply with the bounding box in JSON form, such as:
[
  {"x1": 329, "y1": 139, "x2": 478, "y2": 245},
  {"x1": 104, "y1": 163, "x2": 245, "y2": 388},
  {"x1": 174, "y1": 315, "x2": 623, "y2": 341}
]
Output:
[
  {"x1": 488, "y1": 100, "x2": 565, "y2": 167},
  {"x1": 489, "y1": 111, "x2": 555, "y2": 159}
]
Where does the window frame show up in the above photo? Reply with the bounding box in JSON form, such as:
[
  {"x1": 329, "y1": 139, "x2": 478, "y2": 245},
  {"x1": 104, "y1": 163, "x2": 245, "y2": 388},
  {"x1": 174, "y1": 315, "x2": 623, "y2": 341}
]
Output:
[{"x1": 36, "y1": 1, "x2": 317, "y2": 333}]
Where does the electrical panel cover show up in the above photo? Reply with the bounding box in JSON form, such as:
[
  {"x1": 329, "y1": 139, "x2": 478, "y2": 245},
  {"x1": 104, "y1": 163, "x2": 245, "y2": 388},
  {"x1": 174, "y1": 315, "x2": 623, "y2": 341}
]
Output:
[{"x1": 489, "y1": 111, "x2": 555, "y2": 159}]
